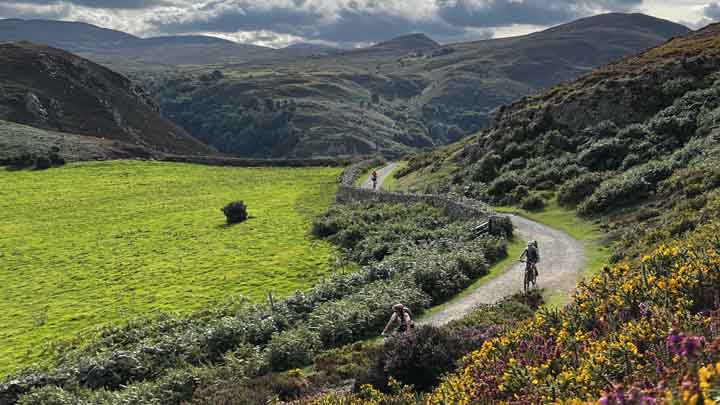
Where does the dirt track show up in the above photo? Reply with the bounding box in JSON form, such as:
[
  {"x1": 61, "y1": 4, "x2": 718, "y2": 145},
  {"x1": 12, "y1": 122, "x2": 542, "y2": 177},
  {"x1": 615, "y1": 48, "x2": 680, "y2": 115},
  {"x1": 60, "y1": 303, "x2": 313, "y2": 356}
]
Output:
[
  {"x1": 359, "y1": 162, "x2": 399, "y2": 191},
  {"x1": 361, "y1": 163, "x2": 586, "y2": 326}
]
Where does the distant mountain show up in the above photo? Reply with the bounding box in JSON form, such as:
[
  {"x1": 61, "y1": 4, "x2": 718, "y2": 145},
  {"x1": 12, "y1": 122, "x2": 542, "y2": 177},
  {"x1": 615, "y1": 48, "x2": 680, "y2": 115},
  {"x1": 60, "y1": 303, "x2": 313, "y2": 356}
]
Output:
[
  {"x1": 280, "y1": 42, "x2": 343, "y2": 57},
  {"x1": 284, "y1": 43, "x2": 339, "y2": 51},
  {"x1": 0, "y1": 42, "x2": 214, "y2": 156},
  {"x1": 149, "y1": 13, "x2": 690, "y2": 158},
  {"x1": 0, "y1": 19, "x2": 276, "y2": 68},
  {"x1": 370, "y1": 33, "x2": 440, "y2": 52}
]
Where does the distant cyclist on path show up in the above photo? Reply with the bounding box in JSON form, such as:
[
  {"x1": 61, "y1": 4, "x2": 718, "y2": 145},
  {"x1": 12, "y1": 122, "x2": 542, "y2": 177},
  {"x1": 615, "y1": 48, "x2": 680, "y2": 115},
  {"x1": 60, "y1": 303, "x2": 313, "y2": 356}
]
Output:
[
  {"x1": 371, "y1": 170, "x2": 379, "y2": 190},
  {"x1": 381, "y1": 303, "x2": 414, "y2": 336}
]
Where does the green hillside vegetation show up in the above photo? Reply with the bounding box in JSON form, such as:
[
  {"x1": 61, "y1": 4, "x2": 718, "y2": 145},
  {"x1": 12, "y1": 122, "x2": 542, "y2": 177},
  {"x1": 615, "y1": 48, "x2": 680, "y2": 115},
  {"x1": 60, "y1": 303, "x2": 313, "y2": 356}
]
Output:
[
  {"x1": 0, "y1": 120, "x2": 158, "y2": 165},
  {"x1": 0, "y1": 161, "x2": 340, "y2": 375},
  {"x1": 142, "y1": 13, "x2": 687, "y2": 158},
  {"x1": 0, "y1": 198, "x2": 513, "y2": 404},
  {"x1": 291, "y1": 22, "x2": 720, "y2": 404}
]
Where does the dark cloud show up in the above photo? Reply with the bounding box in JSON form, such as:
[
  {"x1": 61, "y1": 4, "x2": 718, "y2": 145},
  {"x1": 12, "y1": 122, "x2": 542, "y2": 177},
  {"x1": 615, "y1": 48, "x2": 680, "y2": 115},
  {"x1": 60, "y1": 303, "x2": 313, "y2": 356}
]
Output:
[
  {"x1": 150, "y1": 1, "x2": 486, "y2": 44},
  {"x1": 705, "y1": 2, "x2": 720, "y2": 20},
  {"x1": 1, "y1": 0, "x2": 653, "y2": 46},
  {"x1": 1, "y1": 0, "x2": 172, "y2": 10},
  {"x1": 436, "y1": 0, "x2": 642, "y2": 28},
  {"x1": 152, "y1": 3, "x2": 323, "y2": 36}
]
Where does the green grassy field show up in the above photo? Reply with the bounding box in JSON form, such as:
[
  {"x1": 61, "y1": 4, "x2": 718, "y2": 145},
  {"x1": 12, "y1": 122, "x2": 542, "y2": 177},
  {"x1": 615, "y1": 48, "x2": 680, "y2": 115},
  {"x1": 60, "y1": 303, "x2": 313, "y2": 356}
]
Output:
[{"x1": 0, "y1": 161, "x2": 341, "y2": 375}]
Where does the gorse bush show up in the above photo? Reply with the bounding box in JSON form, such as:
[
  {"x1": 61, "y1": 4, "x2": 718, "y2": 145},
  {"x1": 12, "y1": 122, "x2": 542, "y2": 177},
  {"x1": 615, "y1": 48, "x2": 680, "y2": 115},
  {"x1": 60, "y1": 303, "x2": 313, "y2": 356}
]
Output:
[
  {"x1": 222, "y1": 201, "x2": 248, "y2": 224},
  {"x1": 266, "y1": 327, "x2": 322, "y2": 371},
  {"x1": 557, "y1": 172, "x2": 605, "y2": 206},
  {"x1": 520, "y1": 194, "x2": 545, "y2": 211}
]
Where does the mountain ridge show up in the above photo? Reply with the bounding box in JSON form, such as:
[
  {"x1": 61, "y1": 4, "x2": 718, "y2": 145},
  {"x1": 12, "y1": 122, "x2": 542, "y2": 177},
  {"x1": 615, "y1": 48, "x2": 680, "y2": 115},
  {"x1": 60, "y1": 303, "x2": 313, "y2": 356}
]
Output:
[{"x1": 148, "y1": 12, "x2": 690, "y2": 158}]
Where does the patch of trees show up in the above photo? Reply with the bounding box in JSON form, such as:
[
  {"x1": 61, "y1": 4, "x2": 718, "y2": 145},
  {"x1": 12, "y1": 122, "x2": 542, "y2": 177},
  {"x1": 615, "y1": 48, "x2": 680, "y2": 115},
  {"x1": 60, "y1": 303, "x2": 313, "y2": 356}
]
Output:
[{"x1": 157, "y1": 79, "x2": 301, "y2": 157}]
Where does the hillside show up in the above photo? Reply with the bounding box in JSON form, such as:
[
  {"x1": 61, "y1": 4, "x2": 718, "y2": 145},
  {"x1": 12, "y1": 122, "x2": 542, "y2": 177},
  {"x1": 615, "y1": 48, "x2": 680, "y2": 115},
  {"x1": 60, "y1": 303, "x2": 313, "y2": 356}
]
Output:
[
  {"x1": 337, "y1": 22, "x2": 720, "y2": 404},
  {"x1": 397, "y1": 21, "x2": 720, "y2": 209},
  {"x1": 0, "y1": 120, "x2": 158, "y2": 164},
  {"x1": 0, "y1": 42, "x2": 214, "y2": 156},
  {"x1": 147, "y1": 13, "x2": 689, "y2": 158},
  {"x1": 0, "y1": 19, "x2": 277, "y2": 68}
]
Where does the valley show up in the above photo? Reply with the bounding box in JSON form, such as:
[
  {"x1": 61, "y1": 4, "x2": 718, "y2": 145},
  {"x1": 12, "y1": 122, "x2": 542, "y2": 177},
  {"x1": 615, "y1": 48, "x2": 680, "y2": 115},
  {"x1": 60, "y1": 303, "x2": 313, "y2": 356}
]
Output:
[{"x1": 2, "y1": 8, "x2": 720, "y2": 405}]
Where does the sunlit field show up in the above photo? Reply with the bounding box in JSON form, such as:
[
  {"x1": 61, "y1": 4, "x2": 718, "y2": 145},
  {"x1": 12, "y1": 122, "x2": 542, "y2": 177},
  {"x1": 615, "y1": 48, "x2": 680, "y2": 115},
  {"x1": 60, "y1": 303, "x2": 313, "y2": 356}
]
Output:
[{"x1": 0, "y1": 161, "x2": 341, "y2": 374}]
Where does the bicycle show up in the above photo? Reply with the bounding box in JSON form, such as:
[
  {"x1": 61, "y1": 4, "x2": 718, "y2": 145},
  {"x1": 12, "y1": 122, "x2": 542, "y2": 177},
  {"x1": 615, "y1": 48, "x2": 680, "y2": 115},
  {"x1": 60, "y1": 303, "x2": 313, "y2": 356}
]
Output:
[{"x1": 519, "y1": 259, "x2": 537, "y2": 293}]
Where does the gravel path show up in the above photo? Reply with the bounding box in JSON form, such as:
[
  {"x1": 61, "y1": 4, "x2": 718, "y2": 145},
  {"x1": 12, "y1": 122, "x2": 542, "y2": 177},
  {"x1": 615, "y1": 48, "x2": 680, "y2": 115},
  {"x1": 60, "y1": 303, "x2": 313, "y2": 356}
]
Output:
[
  {"x1": 419, "y1": 214, "x2": 586, "y2": 326},
  {"x1": 363, "y1": 163, "x2": 586, "y2": 327},
  {"x1": 359, "y1": 162, "x2": 400, "y2": 190}
]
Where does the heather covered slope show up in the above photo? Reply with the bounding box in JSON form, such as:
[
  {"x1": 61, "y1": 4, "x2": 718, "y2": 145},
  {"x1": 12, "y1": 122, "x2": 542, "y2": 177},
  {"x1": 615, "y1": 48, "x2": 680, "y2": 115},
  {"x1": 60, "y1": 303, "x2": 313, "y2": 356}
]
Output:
[
  {"x1": 0, "y1": 120, "x2": 159, "y2": 164},
  {"x1": 148, "y1": 13, "x2": 688, "y2": 158},
  {"x1": 0, "y1": 42, "x2": 214, "y2": 156},
  {"x1": 397, "y1": 22, "x2": 720, "y2": 213},
  {"x1": 309, "y1": 22, "x2": 720, "y2": 405}
]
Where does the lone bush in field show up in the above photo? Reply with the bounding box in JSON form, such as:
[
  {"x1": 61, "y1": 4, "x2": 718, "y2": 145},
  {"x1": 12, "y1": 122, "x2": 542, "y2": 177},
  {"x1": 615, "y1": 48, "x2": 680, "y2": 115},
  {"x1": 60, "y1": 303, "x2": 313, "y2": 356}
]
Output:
[{"x1": 222, "y1": 201, "x2": 248, "y2": 224}]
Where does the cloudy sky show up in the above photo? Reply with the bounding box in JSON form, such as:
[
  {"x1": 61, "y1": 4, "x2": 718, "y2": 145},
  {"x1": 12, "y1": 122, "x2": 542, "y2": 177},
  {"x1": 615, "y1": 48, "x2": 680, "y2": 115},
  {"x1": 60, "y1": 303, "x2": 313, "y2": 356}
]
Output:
[{"x1": 0, "y1": 0, "x2": 718, "y2": 48}]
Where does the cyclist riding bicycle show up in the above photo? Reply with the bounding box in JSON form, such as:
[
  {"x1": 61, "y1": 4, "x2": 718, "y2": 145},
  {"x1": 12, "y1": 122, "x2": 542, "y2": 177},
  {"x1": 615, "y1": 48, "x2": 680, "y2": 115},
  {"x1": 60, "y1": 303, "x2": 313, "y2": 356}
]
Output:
[
  {"x1": 520, "y1": 240, "x2": 540, "y2": 278},
  {"x1": 381, "y1": 303, "x2": 414, "y2": 336}
]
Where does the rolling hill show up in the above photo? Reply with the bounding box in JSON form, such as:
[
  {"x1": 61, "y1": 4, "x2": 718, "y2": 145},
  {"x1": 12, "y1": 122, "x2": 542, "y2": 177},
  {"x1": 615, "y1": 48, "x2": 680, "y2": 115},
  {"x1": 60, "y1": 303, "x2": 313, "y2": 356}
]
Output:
[
  {"x1": 396, "y1": 21, "x2": 720, "y2": 234},
  {"x1": 0, "y1": 42, "x2": 214, "y2": 156},
  {"x1": 146, "y1": 13, "x2": 689, "y2": 158},
  {"x1": 0, "y1": 18, "x2": 277, "y2": 68}
]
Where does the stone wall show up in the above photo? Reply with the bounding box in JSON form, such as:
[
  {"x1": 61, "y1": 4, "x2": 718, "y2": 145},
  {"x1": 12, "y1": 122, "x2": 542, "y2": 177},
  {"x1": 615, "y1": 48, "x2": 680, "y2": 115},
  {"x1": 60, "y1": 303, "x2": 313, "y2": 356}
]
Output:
[{"x1": 336, "y1": 185, "x2": 493, "y2": 222}]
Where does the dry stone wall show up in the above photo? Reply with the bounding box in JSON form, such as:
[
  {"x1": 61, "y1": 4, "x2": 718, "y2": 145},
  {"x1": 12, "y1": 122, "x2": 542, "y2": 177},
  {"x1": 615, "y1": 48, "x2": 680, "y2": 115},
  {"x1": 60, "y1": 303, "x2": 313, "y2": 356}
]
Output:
[{"x1": 337, "y1": 161, "x2": 493, "y2": 222}]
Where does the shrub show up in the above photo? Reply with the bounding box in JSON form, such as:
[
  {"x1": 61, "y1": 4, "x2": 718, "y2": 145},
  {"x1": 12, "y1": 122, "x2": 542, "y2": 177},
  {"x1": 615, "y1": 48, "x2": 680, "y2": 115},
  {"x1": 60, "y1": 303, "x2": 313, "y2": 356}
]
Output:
[
  {"x1": 520, "y1": 195, "x2": 545, "y2": 211},
  {"x1": 308, "y1": 277, "x2": 430, "y2": 347},
  {"x1": 489, "y1": 216, "x2": 513, "y2": 238},
  {"x1": 577, "y1": 138, "x2": 627, "y2": 171},
  {"x1": 370, "y1": 326, "x2": 467, "y2": 391},
  {"x1": 579, "y1": 161, "x2": 674, "y2": 215},
  {"x1": 618, "y1": 123, "x2": 651, "y2": 140},
  {"x1": 511, "y1": 185, "x2": 530, "y2": 202},
  {"x1": 471, "y1": 154, "x2": 502, "y2": 182},
  {"x1": 583, "y1": 120, "x2": 618, "y2": 139},
  {"x1": 540, "y1": 129, "x2": 573, "y2": 153},
  {"x1": 265, "y1": 327, "x2": 322, "y2": 371},
  {"x1": 557, "y1": 172, "x2": 605, "y2": 206},
  {"x1": 487, "y1": 173, "x2": 520, "y2": 199},
  {"x1": 221, "y1": 201, "x2": 248, "y2": 224},
  {"x1": 661, "y1": 77, "x2": 698, "y2": 99}
]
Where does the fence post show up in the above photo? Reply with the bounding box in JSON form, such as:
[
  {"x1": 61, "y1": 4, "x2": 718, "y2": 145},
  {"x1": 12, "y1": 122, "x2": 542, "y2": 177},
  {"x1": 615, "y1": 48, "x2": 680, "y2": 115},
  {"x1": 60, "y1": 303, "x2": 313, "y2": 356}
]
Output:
[{"x1": 268, "y1": 291, "x2": 275, "y2": 313}]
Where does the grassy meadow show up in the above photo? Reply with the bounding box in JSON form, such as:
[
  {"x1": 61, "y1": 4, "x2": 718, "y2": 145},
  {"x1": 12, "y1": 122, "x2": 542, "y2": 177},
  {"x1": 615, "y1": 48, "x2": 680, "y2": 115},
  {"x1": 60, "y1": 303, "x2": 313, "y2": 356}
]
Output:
[{"x1": 0, "y1": 161, "x2": 341, "y2": 375}]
